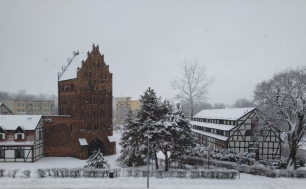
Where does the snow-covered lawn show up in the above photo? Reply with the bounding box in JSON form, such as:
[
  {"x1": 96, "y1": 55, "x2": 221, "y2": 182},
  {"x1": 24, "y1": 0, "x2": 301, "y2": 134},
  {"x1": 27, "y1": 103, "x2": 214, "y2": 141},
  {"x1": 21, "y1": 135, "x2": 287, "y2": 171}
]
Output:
[{"x1": 0, "y1": 131, "x2": 305, "y2": 189}]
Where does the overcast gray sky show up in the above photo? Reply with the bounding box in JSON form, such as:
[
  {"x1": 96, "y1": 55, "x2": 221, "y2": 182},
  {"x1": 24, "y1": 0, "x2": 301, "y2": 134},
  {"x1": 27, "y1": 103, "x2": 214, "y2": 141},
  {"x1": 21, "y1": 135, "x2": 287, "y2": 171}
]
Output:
[{"x1": 1, "y1": 0, "x2": 305, "y2": 105}]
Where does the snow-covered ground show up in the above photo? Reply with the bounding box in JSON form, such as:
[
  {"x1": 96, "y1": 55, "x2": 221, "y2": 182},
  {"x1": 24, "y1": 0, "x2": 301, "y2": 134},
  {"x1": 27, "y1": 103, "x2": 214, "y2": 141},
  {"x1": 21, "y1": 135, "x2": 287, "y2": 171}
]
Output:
[{"x1": 0, "y1": 131, "x2": 305, "y2": 189}]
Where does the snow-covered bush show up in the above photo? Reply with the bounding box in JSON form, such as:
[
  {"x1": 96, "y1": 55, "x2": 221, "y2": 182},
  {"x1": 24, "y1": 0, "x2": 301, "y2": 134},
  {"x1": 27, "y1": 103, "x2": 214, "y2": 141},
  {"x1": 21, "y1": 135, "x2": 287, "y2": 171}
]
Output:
[
  {"x1": 297, "y1": 157, "x2": 306, "y2": 167},
  {"x1": 260, "y1": 157, "x2": 288, "y2": 169},
  {"x1": 51, "y1": 169, "x2": 59, "y2": 178},
  {"x1": 36, "y1": 169, "x2": 46, "y2": 178},
  {"x1": 84, "y1": 149, "x2": 110, "y2": 169},
  {"x1": 22, "y1": 170, "x2": 31, "y2": 178},
  {"x1": 11, "y1": 169, "x2": 19, "y2": 178},
  {"x1": 212, "y1": 149, "x2": 255, "y2": 165},
  {"x1": 296, "y1": 170, "x2": 306, "y2": 178},
  {"x1": 200, "y1": 169, "x2": 238, "y2": 179},
  {"x1": 0, "y1": 169, "x2": 5, "y2": 177}
]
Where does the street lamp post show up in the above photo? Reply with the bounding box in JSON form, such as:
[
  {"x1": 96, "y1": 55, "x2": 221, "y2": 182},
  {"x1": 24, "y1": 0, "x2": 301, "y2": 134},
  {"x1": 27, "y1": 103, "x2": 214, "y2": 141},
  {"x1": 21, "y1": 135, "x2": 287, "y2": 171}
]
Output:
[{"x1": 147, "y1": 125, "x2": 150, "y2": 188}]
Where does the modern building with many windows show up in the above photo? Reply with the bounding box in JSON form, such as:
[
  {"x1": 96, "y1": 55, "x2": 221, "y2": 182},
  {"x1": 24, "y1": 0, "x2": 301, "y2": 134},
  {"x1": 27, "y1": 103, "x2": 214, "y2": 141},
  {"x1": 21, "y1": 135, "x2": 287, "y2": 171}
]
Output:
[
  {"x1": 0, "y1": 115, "x2": 44, "y2": 162},
  {"x1": 190, "y1": 108, "x2": 282, "y2": 160},
  {"x1": 0, "y1": 100, "x2": 55, "y2": 115}
]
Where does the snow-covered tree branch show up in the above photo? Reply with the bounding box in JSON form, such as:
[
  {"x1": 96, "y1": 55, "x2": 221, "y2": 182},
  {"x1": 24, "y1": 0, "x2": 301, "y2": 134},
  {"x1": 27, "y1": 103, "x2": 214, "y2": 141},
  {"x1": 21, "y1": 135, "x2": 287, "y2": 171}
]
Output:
[
  {"x1": 253, "y1": 67, "x2": 306, "y2": 169},
  {"x1": 171, "y1": 60, "x2": 215, "y2": 118}
]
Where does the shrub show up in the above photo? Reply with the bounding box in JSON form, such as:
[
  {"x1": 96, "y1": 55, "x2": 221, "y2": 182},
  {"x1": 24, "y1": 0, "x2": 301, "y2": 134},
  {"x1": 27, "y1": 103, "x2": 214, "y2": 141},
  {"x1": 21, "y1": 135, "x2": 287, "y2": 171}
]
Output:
[
  {"x1": 296, "y1": 170, "x2": 306, "y2": 178},
  {"x1": 22, "y1": 170, "x2": 31, "y2": 178},
  {"x1": 11, "y1": 169, "x2": 19, "y2": 178},
  {"x1": 36, "y1": 169, "x2": 46, "y2": 178},
  {"x1": 0, "y1": 169, "x2": 5, "y2": 177}
]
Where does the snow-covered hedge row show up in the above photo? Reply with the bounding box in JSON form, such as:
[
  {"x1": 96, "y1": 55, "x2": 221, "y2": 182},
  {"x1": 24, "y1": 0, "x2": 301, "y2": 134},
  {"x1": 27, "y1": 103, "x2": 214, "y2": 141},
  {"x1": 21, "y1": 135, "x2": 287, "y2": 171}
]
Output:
[
  {"x1": 35, "y1": 168, "x2": 120, "y2": 178},
  {"x1": 190, "y1": 169, "x2": 238, "y2": 179}
]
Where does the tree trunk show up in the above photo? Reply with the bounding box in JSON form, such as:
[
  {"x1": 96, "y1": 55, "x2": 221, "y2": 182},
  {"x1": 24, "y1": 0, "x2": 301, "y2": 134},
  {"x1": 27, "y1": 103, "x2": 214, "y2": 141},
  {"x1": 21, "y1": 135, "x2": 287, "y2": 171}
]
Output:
[
  {"x1": 154, "y1": 151, "x2": 159, "y2": 169},
  {"x1": 164, "y1": 152, "x2": 169, "y2": 171},
  {"x1": 190, "y1": 101, "x2": 194, "y2": 119},
  {"x1": 287, "y1": 137, "x2": 298, "y2": 169}
]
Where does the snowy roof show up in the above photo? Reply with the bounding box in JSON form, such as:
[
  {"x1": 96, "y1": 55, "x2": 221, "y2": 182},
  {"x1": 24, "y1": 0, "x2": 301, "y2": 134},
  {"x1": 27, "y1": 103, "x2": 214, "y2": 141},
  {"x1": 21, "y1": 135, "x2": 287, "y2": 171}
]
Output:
[
  {"x1": 193, "y1": 107, "x2": 255, "y2": 120},
  {"x1": 108, "y1": 136, "x2": 116, "y2": 142},
  {"x1": 58, "y1": 52, "x2": 88, "y2": 81},
  {"x1": 0, "y1": 103, "x2": 2, "y2": 106},
  {"x1": 0, "y1": 115, "x2": 42, "y2": 130},
  {"x1": 78, "y1": 138, "x2": 88, "y2": 146},
  {"x1": 190, "y1": 121, "x2": 235, "y2": 131},
  {"x1": 191, "y1": 128, "x2": 228, "y2": 141}
]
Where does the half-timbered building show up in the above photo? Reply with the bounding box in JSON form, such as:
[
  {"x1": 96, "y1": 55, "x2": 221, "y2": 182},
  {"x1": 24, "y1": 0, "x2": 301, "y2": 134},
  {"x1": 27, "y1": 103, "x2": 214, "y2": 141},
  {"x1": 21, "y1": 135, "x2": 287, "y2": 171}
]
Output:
[
  {"x1": 0, "y1": 115, "x2": 44, "y2": 162},
  {"x1": 191, "y1": 108, "x2": 282, "y2": 160}
]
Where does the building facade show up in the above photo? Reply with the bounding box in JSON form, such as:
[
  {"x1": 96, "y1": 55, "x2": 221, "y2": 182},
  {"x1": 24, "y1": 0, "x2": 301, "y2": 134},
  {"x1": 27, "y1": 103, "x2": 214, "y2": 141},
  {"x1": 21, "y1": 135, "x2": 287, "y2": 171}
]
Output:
[
  {"x1": 191, "y1": 108, "x2": 282, "y2": 160},
  {"x1": 0, "y1": 115, "x2": 44, "y2": 162},
  {"x1": 43, "y1": 44, "x2": 116, "y2": 159},
  {"x1": 0, "y1": 100, "x2": 55, "y2": 115},
  {"x1": 114, "y1": 97, "x2": 141, "y2": 124}
]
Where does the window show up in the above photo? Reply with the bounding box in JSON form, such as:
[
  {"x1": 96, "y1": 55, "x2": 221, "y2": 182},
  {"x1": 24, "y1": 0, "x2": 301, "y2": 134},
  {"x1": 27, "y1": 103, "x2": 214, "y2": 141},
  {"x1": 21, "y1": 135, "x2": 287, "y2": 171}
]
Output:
[
  {"x1": 22, "y1": 104, "x2": 24, "y2": 106},
  {"x1": 93, "y1": 98, "x2": 95, "y2": 104},
  {"x1": 87, "y1": 85, "x2": 90, "y2": 90},
  {"x1": 104, "y1": 75, "x2": 107, "y2": 79},
  {"x1": 85, "y1": 71, "x2": 87, "y2": 76},
  {"x1": 89, "y1": 72, "x2": 92, "y2": 77},
  {"x1": 17, "y1": 103, "x2": 21, "y2": 106},
  {"x1": 101, "y1": 74, "x2": 103, "y2": 78},
  {"x1": 0, "y1": 149, "x2": 4, "y2": 158},
  {"x1": 17, "y1": 134, "x2": 22, "y2": 140},
  {"x1": 97, "y1": 63, "x2": 100, "y2": 67},
  {"x1": 94, "y1": 86, "x2": 97, "y2": 90},
  {"x1": 0, "y1": 134, "x2": 3, "y2": 140},
  {"x1": 39, "y1": 131, "x2": 43, "y2": 140},
  {"x1": 16, "y1": 148, "x2": 24, "y2": 158},
  {"x1": 92, "y1": 62, "x2": 95, "y2": 66},
  {"x1": 245, "y1": 130, "x2": 252, "y2": 136}
]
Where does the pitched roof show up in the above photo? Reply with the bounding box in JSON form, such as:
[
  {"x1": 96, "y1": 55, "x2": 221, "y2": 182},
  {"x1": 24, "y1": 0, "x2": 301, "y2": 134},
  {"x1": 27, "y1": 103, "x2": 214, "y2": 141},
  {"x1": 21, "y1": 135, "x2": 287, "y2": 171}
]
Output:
[
  {"x1": 190, "y1": 121, "x2": 235, "y2": 131},
  {"x1": 0, "y1": 115, "x2": 42, "y2": 130},
  {"x1": 193, "y1": 107, "x2": 255, "y2": 121},
  {"x1": 58, "y1": 52, "x2": 88, "y2": 81}
]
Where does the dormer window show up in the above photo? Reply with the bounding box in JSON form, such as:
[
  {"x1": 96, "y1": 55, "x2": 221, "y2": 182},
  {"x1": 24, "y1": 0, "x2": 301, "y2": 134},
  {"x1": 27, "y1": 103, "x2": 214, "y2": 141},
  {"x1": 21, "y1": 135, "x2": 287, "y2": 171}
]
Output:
[
  {"x1": 0, "y1": 133, "x2": 4, "y2": 140},
  {"x1": 13, "y1": 126, "x2": 25, "y2": 140},
  {"x1": 17, "y1": 134, "x2": 22, "y2": 140}
]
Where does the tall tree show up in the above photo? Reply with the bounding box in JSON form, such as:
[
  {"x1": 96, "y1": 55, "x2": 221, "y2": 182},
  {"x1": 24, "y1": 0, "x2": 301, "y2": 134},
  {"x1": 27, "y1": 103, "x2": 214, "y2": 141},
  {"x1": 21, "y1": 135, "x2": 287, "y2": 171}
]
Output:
[
  {"x1": 156, "y1": 101, "x2": 196, "y2": 171},
  {"x1": 117, "y1": 88, "x2": 161, "y2": 168},
  {"x1": 253, "y1": 67, "x2": 306, "y2": 169},
  {"x1": 232, "y1": 98, "x2": 255, "y2": 108},
  {"x1": 117, "y1": 110, "x2": 146, "y2": 166},
  {"x1": 171, "y1": 60, "x2": 214, "y2": 118}
]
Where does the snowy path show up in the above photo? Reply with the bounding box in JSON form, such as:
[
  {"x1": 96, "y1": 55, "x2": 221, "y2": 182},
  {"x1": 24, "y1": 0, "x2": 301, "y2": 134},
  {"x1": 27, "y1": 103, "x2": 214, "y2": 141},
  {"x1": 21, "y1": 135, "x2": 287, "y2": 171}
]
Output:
[{"x1": 0, "y1": 173, "x2": 305, "y2": 189}]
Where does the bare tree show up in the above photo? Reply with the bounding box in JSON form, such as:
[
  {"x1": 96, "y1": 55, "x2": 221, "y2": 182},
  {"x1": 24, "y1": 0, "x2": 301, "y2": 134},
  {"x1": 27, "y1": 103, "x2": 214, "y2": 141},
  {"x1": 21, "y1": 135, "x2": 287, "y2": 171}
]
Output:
[
  {"x1": 253, "y1": 67, "x2": 306, "y2": 169},
  {"x1": 232, "y1": 98, "x2": 255, "y2": 108},
  {"x1": 171, "y1": 60, "x2": 215, "y2": 118}
]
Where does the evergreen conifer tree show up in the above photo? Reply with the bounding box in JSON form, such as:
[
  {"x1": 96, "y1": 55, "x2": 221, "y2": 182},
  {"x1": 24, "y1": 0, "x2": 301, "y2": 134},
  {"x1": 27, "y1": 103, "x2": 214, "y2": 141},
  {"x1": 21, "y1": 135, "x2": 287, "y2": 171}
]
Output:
[{"x1": 84, "y1": 149, "x2": 110, "y2": 169}]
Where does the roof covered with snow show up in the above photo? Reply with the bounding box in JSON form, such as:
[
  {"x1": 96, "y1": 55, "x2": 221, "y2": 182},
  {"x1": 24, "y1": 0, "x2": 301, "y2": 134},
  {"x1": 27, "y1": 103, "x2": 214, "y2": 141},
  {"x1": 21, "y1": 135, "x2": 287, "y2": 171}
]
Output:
[
  {"x1": 190, "y1": 121, "x2": 235, "y2": 131},
  {"x1": 108, "y1": 136, "x2": 116, "y2": 142},
  {"x1": 0, "y1": 115, "x2": 42, "y2": 130},
  {"x1": 58, "y1": 52, "x2": 88, "y2": 81},
  {"x1": 193, "y1": 107, "x2": 255, "y2": 120},
  {"x1": 78, "y1": 138, "x2": 88, "y2": 146},
  {"x1": 191, "y1": 128, "x2": 228, "y2": 141}
]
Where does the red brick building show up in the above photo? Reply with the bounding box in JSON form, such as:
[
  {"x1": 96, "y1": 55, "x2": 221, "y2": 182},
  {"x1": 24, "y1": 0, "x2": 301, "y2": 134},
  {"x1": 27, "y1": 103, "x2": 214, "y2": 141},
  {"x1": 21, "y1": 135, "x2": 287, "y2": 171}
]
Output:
[{"x1": 43, "y1": 44, "x2": 116, "y2": 159}]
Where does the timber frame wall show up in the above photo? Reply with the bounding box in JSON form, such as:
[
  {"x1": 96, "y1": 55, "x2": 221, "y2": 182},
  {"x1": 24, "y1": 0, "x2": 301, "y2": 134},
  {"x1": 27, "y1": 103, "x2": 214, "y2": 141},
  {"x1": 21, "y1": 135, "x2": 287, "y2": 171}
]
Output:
[{"x1": 191, "y1": 109, "x2": 282, "y2": 160}]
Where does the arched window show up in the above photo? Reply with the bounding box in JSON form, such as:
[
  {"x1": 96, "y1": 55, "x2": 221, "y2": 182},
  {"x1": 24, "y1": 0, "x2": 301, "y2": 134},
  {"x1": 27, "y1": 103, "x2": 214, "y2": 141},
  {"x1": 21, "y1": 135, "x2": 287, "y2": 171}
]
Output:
[
  {"x1": 85, "y1": 71, "x2": 87, "y2": 76},
  {"x1": 92, "y1": 62, "x2": 95, "y2": 67}
]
